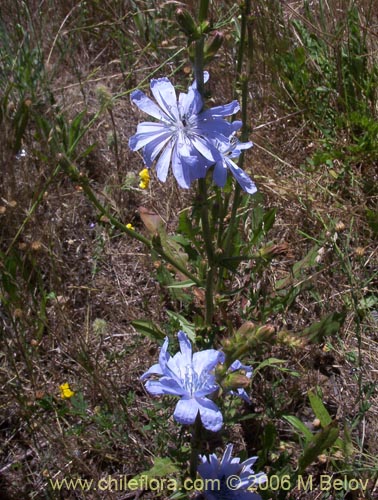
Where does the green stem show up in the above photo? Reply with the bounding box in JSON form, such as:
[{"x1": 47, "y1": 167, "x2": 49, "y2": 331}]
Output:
[
  {"x1": 194, "y1": 0, "x2": 216, "y2": 326},
  {"x1": 189, "y1": 413, "x2": 203, "y2": 479},
  {"x1": 221, "y1": 74, "x2": 248, "y2": 268},
  {"x1": 198, "y1": 178, "x2": 214, "y2": 262},
  {"x1": 194, "y1": 36, "x2": 205, "y2": 96},
  {"x1": 198, "y1": 177, "x2": 215, "y2": 326},
  {"x1": 220, "y1": 0, "x2": 253, "y2": 276}
]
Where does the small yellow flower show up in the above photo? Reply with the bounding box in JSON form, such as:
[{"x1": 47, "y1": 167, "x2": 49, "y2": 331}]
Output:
[
  {"x1": 126, "y1": 223, "x2": 135, "y2": 230},
  {"x1": 139, "y1": 168, "x2": 150, "y2": 189},
  {"x1": 60, "y1": 382, "x2": 74, "y2": 399}
]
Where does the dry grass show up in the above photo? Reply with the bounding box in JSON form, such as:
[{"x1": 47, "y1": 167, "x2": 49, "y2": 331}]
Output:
[{"x1": 1, "y1": 1, "x2": 377, "y2": 499}]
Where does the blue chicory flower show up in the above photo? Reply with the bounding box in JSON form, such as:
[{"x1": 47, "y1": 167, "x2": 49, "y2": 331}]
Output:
[
  {"x1": 140, "y1": 331, "x2": 225, "y2": 432},
  {"x1": 197, "y1": 444, "x2": 267, "y2": 499},
  {"x1": 129, "y1": 75, "x2": 250, "y2": 190},
  {"x1": 212, "y1": 136, "x2": 257, "y2": 194}
]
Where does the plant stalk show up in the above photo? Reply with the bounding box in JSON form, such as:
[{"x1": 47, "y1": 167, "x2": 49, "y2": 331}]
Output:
[{"x1": 189, "y1": 413, "x2": 203, "y2": 479}]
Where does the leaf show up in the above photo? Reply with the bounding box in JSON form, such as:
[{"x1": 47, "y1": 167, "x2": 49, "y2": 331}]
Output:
[
  {"x1": 166, "y1": 311, "x2": 196, "y2": 342},
  {"x1": 262, "y1": 207, "x2": 277, "y2": 234},
  {"x1": 308, "y1": 390, "x2": 344, "y2": 448},
  {"x1": 283, "y1": 415, "x2": 313, "y2": 443},
  {"x1": 131, "y1": 319, "x2": 166, "y2": 342},
  {"x1": 299, "y1": 311, "x2": 345, "y2": 343},
  {"x1": 298, "y1": 421, "x2": 339, "y2": 473},
  {"x1": 139, "y1": 206, "x2": 164, "y2": 234},
  {"x1": 253, "y1": 358, "x2": 300, "y2": 377},
  {"x1": 258, "y1": 421, "x2": 277, "y2": 464},
  {"x1": 133, "y1": 457, "x2": 179, "y2": 484},
  {"x1": 341, "y1": 422, "x2": 354, "y2": 459},
  {"x1": 165, "y1": 280, "x2": 196, "y2": 289},
  {"x1": 276, "y1": 244, "x2": 320, "y2": 290},
  {"x1": 308, "y1": 390, "x2": 332, "y2": 427}
]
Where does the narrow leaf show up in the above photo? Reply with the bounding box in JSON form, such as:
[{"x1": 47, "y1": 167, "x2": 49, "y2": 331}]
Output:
[
  {"x1": 308, "y1": 390, "x2": 332, "y2": 427},
  {"x1": 283, "y1": 415, "x2": 313, "y2": 443},
  {"x1": 166, "y1": 280, "x2": 196, "y2": 289},
  {"x1": 131, "y1": 319, "x2": 166, "y2": 342},
  {"x1": 298, "y1": 422, "x2": 339, "y2": 473}
]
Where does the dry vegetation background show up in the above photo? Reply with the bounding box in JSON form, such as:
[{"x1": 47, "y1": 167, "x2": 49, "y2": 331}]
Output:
[{"x1": 0, "y1": 0, "x2": 377, "y2": 499}]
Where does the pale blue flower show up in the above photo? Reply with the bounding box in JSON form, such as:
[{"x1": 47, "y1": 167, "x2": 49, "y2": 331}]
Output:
[
  {"x1": 228, "y1": 360, "x2": 252, "y2": 403},
  {"x1": 141, "y1": 331, "x2": 225, "y2": 432},
  {"x1": 198, "y1": 444, "x2": 267, "y2": 499},
  {"x1": 129, "y1": 76, "x2": 241, "y2": 189},
  {"x1": 212, "y1": 136, "x2": 257, "y2": 194}
]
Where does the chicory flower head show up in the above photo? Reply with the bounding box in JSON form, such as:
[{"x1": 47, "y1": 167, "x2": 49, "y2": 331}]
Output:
[
  {"x1": 129, "y1": 73, "x2": 255, "y2": 192},
  {"x1": 212, "y1": 136, "x2": 257, "y2": 194},
  {"x1": 198, "y1": 444, "x2": 267, "y2": 499},
  {"x1": 141, "y1": 331, "x2": 225, "y2": 432}
]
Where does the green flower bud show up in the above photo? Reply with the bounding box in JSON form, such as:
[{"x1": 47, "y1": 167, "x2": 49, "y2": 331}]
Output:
[
  {"x1": 221, "y1": 372, "x2": 251, "y2": 391},
  {"x1": 176, "y1": 8, "x2": 199, "y2": 40},
  {"x1": 204, "y1": 31, "x2": 224, "y2": 63}
]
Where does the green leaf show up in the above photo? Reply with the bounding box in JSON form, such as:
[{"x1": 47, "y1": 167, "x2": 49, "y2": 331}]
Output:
[
  {"x1": 342, "y1": 422, "x2": 354, "y2": 459},
  {"x1": 262, "y1": 207, "x2": 277, "y2": 234},
  {"x1": 253, "y1": 358, "x2": 300, "y2": 377},
  {"x1": 300, "y1": 311, "x2": 345, "y2": 343},
  {"x1": 308, "y1": 389, "x2": 344, "y2": 449},
  {"x1": 166, "y1": 311, "x2": 195, "y2": 342},
  {"x1": 298, "y1": 422, "x2": 339, "y2": 473},
  {"x1": 308, "y1": 390, "x2": 332, "y2": 427},
  {"x1": 276, "y1": 244, "x2": 320, "y2": 290},
  {"x1": 258, "y1": 421, "x2": 277, "y2": 464},
  {"x1": 165, "y1": 280, "x2": 196, "y2": 289},
  {"x1": 133, "y1": 457, "x2": 179, "y2": 484},
  {"x1": 131, "y1": 319, "x2": 166, "y2": 342},
  {"x1": 283, "y1": 415, "x2": 313, "y2": 443}
]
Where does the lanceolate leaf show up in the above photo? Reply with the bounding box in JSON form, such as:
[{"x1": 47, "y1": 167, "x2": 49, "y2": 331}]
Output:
[
  {"x1": 131, "y1": 319, "x2": 166, "y2": 342},
  {"x1": 298, "y1": 422, "x2": 339, "y2": 473}
]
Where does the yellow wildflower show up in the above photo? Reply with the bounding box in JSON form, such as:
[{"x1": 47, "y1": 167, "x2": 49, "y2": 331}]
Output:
[
  {"x1": 126, "y1": 223, "x2": 135, "y2": 230},
  {"x1": 139, "y1": 168, "x2": 150, "y2": 189},
  {"x1": 60, "y1": 382, "x2": 74, "y2": 399}
]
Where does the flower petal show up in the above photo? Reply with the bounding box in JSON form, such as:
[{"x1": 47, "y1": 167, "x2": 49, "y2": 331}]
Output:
[
  {"x1": 140, "y1": 362, "x2": 163, "y2": 380},
  {"x1": 174, "y1": 397, "x2": 223, "y2": 431},
  {"x1": 130, "y1": 90, "x2": 171, "y2": 122},
  {"x1": 192, "y1": 349, "x2": 224, "y2": 375},
  {"x1": 232, "y1": 140, "x2": 253, "y2": 155},
  {"x1": 155, "y1": 141, "x2": 173, "y2": 182},
  {"x1": 189, "y1": 71, "x2": 210, "y2": 90},
  {"x1": 150, "y1": 78, "x2": 179, "y2": 122},
  {"x1": 173, "y1": 397, "x2": 200, "y2": 426},
  {"x1": 158, "y1": 337, "x2": 170, "y2": 370},
  {"x1": 226, "y1": 158, "x2": 257, "y2": 194},
  {"x1": 200, "y1": 100, "x2": 240, "y2": 119},
  {"x1": 196, "y1": 397, "x2": 223, "y2": 431},
  {"x1": 178, "y1": 88, "x2": 203, "y2": 118},
  {"x1": 177, "y1": 331, "x2": 192, "y2": 365},
  {"x1": 145, "y1": 376, "x2": 187, "y2": 397},
  {"x1": 143, "y1": 133, "x2": 172, "y2": 167},
  {"x1": 171, "y1": 142, "x2": 193, "y2": 189},
  {"x1": 129, "y1": 122, "x2": 170, "y2": 151},
  {"x1": 190, "y1": 136, "x2": 219, "y2": 163},
  {"x1": 212, "y1": 159, "x2": 228, "y2": 188},
  {"x1": 195, "y1": 119, "x2": 237, "y2": 140}
]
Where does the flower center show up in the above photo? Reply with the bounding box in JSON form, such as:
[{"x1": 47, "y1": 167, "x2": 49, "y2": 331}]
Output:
[{"x1": 182, "y1": 365, "x2": 207, "y2": 396}]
